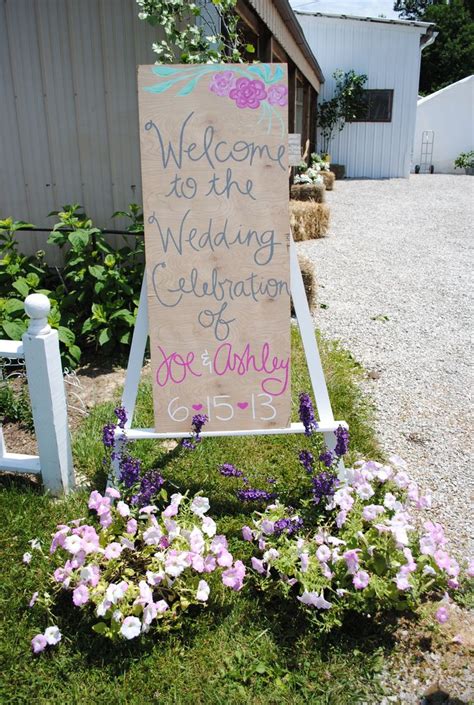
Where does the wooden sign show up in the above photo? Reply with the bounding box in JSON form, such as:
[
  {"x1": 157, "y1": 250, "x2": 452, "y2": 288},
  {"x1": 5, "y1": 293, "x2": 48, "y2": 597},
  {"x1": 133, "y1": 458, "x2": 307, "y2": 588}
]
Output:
[
  {"x1": 288, "y1": 134, "x2": 302, "y2": 166},
  {"x1": 138, "y1": 64, "x2": 291, "y2": 432}
]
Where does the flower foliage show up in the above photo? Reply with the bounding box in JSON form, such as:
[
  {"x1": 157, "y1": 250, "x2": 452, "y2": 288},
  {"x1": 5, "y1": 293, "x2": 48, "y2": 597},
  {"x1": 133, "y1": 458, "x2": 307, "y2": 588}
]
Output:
[
  {"x1": 136, "y1": 0, "x2": 247, "y2": 64},
  {"x1": 244, "y1": 451, "x2": 468, "y2": 631},
  {"x1": 29, "y1": 488, "x2": 245, "y2": 645}
]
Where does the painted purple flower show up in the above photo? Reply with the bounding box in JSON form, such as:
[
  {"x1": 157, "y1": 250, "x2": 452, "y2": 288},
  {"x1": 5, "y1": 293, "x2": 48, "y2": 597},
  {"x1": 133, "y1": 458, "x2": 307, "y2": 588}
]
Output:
[
  {"x1": 209, "y1": 71, "x2": 236, "y2": 97},
  {"x1": 229, "y1": 78, "x2": 267, "y2": 109},
  {"x1": 267, "y1": 83, "x2": 288, "y2": 107}
]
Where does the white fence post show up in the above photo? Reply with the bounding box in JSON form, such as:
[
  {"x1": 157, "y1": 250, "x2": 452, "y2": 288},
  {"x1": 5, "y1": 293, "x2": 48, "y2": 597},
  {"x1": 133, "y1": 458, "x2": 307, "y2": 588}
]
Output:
[{"x1": 22, "y1": 294, "x2": 75, "y2": 494}]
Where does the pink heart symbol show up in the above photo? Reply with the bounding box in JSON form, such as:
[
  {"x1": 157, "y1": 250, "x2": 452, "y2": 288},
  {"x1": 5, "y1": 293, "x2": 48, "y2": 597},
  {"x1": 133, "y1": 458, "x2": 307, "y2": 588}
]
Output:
[
  {"x1": 237, "y1": 402, "x2": 248, "y2": 410},
  {"x1": 192, "y1": 404, "x2": 203, "y2": 411}
]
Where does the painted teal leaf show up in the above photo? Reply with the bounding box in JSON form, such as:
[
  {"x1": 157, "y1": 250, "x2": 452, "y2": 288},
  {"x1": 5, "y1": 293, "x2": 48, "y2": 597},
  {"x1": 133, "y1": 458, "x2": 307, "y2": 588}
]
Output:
[
  {"x1": 144, "y1": 77, "x2": 182, "y2": 93},
  {"x1": 268, "y1": 65, "x2": 284, "y2": 84},
  {"x1": 247, "y1": 65, "x2": 267, "y2": 82},
  {"x1": 176, "y1": 76, "x2": 201, "y2": 96},
  {"x1": 151, "y1": 66, "x2": 180, "y2": 76}
]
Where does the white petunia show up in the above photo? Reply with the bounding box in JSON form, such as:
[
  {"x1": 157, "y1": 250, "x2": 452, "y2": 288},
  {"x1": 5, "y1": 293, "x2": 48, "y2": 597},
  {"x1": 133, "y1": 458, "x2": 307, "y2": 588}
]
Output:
[
  {"x1": 201, "y1": 516, "x2": 217, "y2": 537},
  {"x1": 196, "y1": 579, "x2": 210, "y2": 602},
  {"x1": 120, "y1": 616, "x2": 141, "y2": 640},
  {"x1": 190, "y1": 496, "x2": 210, "y2": 517},
  {"x1": 44, "y1": 626, "x2": 62, "y2": 645}
]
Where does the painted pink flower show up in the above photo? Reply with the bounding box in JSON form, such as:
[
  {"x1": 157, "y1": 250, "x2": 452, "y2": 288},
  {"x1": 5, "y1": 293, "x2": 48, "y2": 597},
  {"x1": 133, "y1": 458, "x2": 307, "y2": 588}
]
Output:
[
  {"x1": 435, "y1": 606, "x2": 449, "y2": 624},
  {"x1": 73, "y1": 584, "x2": 89, "y2": 607},
  {"x1": 353, "y1": 570, "x2": 370, "y2": 590},
  {"x1": 229, "y1": 78, "x2": 267, "y2": 109},
  {"x1": 209, "y1": 71, "x2": 236, "y2": 97},
  {"x1": 267, "y1": 83, "x2": 288, "y2": 107},
  {"x1": 31, "y1": 634, "x2": 48, "y2": 653}
]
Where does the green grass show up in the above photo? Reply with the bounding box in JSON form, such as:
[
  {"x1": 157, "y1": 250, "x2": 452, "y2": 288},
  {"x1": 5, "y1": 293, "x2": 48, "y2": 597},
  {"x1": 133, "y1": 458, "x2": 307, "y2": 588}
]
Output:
[{"x1": 0, "y1": 328, "x2": 391, "y2": 705}]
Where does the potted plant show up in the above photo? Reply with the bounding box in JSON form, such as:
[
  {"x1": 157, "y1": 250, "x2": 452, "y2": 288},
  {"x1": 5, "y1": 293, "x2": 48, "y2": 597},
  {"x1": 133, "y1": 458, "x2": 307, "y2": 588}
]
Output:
[{"x1": 454, "y1": 151, "x2": 474, "y2": 175}]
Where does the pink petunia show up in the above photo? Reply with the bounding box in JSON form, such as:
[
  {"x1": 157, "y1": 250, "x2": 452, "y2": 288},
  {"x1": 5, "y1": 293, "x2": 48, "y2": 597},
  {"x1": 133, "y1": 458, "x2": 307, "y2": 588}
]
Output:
[
  {"x1": 31, "y1": 634, "x2": 47, "y2": 654},
  {"x1": 222, "y1": 560, "x2": 246, "y2": 590},
  {"x1": 435, "y1": 606, "x2": 449, "y2": 624},
  {"x1": 353, "y1": 570, "x2": 370, "y2": 590},
  {"x1": 73, "y1": 584, "x2": 90, "y2": 607}
]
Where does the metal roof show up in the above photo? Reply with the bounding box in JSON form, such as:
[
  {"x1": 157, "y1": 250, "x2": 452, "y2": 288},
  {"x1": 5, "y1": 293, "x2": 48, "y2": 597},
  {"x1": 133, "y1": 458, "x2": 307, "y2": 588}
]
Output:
[{"x1": 295, "y1": 9, "x2": 434, "y2": 30}]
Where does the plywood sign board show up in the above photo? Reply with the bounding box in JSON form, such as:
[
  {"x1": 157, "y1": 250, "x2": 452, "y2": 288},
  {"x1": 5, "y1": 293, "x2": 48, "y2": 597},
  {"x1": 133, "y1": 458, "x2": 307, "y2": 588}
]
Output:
[{"x1": 138, "y1": 64, "x2": 291, "y2": 432}]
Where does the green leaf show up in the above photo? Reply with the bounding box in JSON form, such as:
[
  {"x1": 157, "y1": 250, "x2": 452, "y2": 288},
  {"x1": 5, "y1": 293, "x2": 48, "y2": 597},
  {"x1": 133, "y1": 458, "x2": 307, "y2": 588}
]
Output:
[
  {"x1": 68, "y1": 230, "x2": 90, "y2": 249},
  {"x1": 92, "y1": 622, "x2": 108, "y2": 635},
  {"x1": 110, "y1": 309, "x2": 135, "y2": 324},
  {"x1": 57, "y1": 326, "x2": 75, "y2": 346},
  {"x1": 245, "y1": 44, "x2": 255, "y2": 54},
  {"x1": 4, "y1": 298, "x2": 24, "y2": 314},
  {"x1": 12, "y1": 278, "x2": 29, "y2": 298},
  {"x1": 88, "y1": 264, "x2": 105, "y2": 280},
  {"x1": 47, "y1": 230, "x2": 66, "y2": 246},
  {"x1": 2, "y1": 320, "x2": 26, "y2": 340},
  {"x1": 25, "y1": 272, "x2": 40, "y2": 288},
  {"x1": 98, "y1": 327, "x2": 111, "y2": 346},
  {"x1": 81, "y1": 318, "x2": 94, "y2": 334},
  {"x1": 119, "y1": 331, "x2": 131, "y2": 345},
  {"x1": 68, "y1": 345, "x2": 81, "y2": 363},
  {"x1": 91, "y1": 303, "x2": 107, "y2": 323},
  {"x1": 104, "y1": 254, "x2": 116, "y2": 268}
]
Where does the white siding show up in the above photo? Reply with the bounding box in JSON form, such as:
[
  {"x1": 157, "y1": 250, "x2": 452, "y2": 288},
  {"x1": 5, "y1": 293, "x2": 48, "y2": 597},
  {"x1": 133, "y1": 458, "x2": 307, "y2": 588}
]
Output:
[
  {"x1": 413, "y1": 76, "x2": 474, "y2": 174},
  {"x1": 296, "y1": 13, "x2": 427, "y2": 178},
  {"x1": 0, "y1": 0, "x2": 160, "y2": 263}
]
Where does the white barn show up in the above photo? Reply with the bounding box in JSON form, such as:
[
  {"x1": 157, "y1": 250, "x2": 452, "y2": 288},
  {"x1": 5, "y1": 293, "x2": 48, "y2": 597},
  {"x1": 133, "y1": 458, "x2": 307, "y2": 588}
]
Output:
[
  {"x1": 295, "y1": 11, "x2": 435, "y2": 178},
  {"x1": 413, "y1": 75, "x2": 474, "y2": 174}
]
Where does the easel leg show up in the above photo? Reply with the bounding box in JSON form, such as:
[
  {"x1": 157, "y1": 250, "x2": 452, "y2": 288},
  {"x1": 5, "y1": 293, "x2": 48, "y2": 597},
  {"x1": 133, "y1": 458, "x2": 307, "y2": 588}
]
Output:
[{"x1": 121, "y1": 274, "x2": 149, "y2": 429}]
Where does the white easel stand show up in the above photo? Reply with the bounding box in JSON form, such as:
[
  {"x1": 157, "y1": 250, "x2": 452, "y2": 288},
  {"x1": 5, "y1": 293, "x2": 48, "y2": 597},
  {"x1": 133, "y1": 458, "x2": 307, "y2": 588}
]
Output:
[{"x1": 113, "y1": 236, "x2": 346, "y2": 474}]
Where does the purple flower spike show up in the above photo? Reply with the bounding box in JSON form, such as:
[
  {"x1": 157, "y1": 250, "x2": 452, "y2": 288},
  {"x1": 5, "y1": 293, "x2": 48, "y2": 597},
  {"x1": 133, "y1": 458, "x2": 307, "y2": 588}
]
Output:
[
  {"x1": 298, "y1": 393, "x2": 317, "y2": 436},
  {"x1": 334, "y1": 426, "x2": 350, "y2": 457},
  {"x1": 219, "y1": 463, "x2": 243, "y2": 478},
  {"x1": 119, "y1": 455, "x2": 141, "y2": 488},
  {"x1": 299, "y1": 450, "x2": 314, "y2": 473},
  {"x1": 236, "y1": 488, "x2": 277, "y2": 503},
  {"x1": 114, "y1": 406, "x2": 127, "y2": 429},
  {"x1": 319, "y1": 448, "x2": 334, "y2": 468},
  {"x1": 312, "y1": 471, "x2": 337, "y2": 505},
  {"x1": 102, "y1": 423, "x2": 116, "y2": 449},
  {"x1": 192, "y1": 414, "x2": 208, "y2": 435},
  {"x1": 132, "y1": 470, "x2": 164, "y2": 507}
]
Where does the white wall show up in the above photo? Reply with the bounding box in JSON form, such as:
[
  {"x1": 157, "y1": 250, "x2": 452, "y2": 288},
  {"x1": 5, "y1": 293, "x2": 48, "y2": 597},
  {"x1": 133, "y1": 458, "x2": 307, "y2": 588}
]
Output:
[
  {"x1": 296, "y1": 13, "x2": 428, "y2": 178},
  {"x1": 413, "y1": 76, "x2": 474, "y2": 174}
]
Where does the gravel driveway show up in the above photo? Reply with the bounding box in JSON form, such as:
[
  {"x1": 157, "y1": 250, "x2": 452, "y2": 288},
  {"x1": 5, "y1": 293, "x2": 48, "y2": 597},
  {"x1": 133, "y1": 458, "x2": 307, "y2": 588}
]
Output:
[{"x1": 299, "y1": 175, "x2": 474, "y2": 556}]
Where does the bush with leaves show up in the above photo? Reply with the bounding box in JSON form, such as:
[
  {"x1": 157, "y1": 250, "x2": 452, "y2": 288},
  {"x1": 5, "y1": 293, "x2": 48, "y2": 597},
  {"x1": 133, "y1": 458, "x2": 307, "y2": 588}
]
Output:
[
  {"x1": 318, "y1": 70, "x2": 368, "y2": 153},
  {"x1": 0, "y1": 218, "x2": 79, "y2": 366},
  {"x1": 47, "y1": 204, "x2": 144, "y2": 354}
]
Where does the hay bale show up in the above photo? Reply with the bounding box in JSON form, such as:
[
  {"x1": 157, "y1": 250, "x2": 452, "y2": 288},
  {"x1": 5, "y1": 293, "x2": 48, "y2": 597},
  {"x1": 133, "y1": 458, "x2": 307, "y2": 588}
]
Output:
[
  {"x1": 290, "y1": 182, "x2": 325, "y2": 203},
  {"x1": 290, "y1": 201, "x2": 330, "y2": 241},
  {"x1": 291, "y1": 253, "x2": 317, "y2": 316},
  {"x1": 331, "y1": 164, "x2": 345, "y2": 180},
  {"x1": 321, "y1": 171, "x2": 335, "y2": 191}
]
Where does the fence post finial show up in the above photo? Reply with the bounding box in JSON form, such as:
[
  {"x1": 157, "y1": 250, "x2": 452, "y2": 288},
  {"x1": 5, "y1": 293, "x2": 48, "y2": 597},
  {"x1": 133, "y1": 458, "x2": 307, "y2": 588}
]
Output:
[{"x1": 25, "y1": 293, "x2": 51, "y2": 336}]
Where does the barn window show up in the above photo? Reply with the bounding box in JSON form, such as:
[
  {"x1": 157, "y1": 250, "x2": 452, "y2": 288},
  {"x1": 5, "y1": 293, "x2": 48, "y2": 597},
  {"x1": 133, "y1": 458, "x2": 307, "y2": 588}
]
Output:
[{"x1": 349, "y1": 89, "x2": 394, "y2": 123}]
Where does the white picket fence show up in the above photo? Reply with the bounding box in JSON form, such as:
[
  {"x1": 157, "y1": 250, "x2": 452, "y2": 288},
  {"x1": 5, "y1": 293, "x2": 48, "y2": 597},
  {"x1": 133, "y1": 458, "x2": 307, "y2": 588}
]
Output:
[{"x1": 0, "y1": 294, "x2": 74, "y2": 493}]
